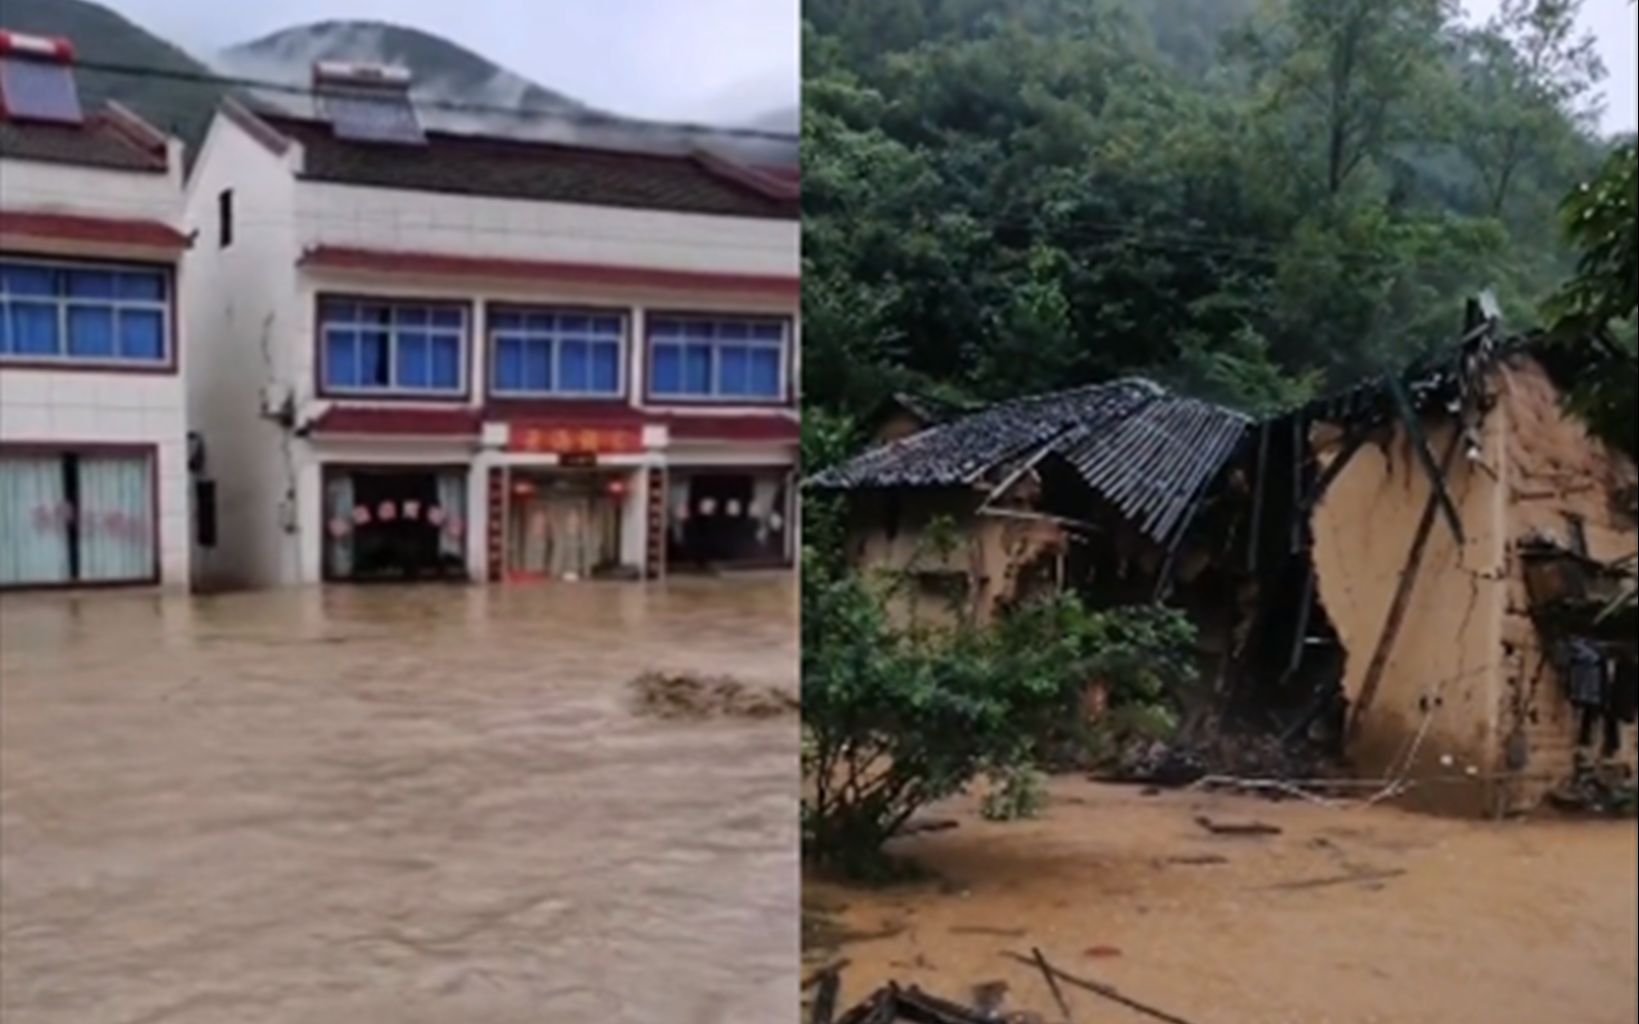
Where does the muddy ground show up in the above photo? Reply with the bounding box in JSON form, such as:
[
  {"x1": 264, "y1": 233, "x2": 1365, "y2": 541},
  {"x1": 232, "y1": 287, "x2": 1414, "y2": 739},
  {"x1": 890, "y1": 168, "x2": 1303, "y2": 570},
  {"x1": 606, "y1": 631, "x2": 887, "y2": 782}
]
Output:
[
  {"x1": 0, "y1": 579, "x2": 798, "y2": 1024},
  {"x1": 806, "y1": 778, "x2": 1638, "y2": 1024}
]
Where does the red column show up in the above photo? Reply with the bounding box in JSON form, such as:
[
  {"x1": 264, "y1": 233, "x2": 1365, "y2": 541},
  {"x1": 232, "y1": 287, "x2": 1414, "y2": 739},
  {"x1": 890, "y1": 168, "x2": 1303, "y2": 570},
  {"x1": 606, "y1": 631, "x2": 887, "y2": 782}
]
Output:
[{"x1": 486, "y1": 467, "x2": 505, "y2": 583}]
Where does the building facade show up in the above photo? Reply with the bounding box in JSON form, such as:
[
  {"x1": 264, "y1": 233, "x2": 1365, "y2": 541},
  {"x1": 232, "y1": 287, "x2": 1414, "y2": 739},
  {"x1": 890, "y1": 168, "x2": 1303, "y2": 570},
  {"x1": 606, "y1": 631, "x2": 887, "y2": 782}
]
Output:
[
  {"x1": 183, "y1": 67, "x2": 799, "y2": 589},
  {"x1": 0, "y1": 32, "x2": 192, "y2": 590}
]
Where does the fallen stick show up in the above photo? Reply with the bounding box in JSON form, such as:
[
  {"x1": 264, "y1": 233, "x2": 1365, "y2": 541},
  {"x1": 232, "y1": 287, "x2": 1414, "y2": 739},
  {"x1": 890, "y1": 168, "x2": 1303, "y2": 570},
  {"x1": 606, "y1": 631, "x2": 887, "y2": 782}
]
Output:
[
  {"x1": 812, "y1": 968, "x2": 841, "y2": 1024},
  {"x1": 804, "y1": 960, "x2": 852, "y2": 990},
  {"x1": 1266, "y1": 868, "x2": 1407, "y2": 892},
  {"x1": 1193, "y1": 815, "x2": 1281, "y2": 837},
  {"x1": 1003, "y1": 952, "x2": 1202, "y2": 1024},
  {"x1": 1031, "y1": 947, "x2": 1075, "y2": 1022}
]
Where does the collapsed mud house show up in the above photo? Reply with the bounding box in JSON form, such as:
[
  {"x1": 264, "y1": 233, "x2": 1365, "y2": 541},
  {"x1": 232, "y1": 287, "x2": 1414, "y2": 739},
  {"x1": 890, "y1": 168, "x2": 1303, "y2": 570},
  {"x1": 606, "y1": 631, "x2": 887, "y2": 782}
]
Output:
[{"x1": 811, "y1": 299, "x2": 1638, "y2": 815}]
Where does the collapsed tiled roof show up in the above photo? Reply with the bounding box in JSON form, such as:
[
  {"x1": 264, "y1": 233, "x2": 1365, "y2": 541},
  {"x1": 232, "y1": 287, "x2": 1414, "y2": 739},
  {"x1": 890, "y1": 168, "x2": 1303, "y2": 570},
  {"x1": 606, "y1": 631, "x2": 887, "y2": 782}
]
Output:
[
  {"x1": 811, "y1": 378, "x2": 1252, "y2": 545},
  {"x1": 0, "y1": 116, "x2": 167, "y2": 172},
  {"x1": 261, "y1": 114, "x2": 797, "y2": 220}
]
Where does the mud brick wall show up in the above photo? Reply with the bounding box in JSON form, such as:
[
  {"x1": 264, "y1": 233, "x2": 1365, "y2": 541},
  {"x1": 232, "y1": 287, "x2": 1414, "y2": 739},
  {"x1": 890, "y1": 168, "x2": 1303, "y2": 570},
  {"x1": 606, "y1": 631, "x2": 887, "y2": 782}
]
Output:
[
  {"x1": 1492, "y1": 360, "x2": 1638, "y2": 814},
  {"x1": 1310, "y1": 356, "x2": 1636, "y2": 816}
]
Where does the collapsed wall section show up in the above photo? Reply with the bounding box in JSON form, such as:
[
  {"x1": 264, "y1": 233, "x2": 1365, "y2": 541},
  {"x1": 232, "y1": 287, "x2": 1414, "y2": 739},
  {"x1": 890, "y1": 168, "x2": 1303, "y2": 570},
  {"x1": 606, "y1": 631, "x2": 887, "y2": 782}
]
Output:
[{"x1": 1308, "y1": 383, "x2": 1513, "y2": 814}]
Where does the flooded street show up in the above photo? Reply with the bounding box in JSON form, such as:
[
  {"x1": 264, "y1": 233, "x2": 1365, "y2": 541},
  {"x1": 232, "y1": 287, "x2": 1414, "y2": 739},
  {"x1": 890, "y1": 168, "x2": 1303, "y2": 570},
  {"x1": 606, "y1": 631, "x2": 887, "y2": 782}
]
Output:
[
  {"x1": 807, "y1": 778, "x2": 1638, "y2": 1024},
  {"x1": 1, "y1": 580, "x2": 798, "y2": 1024}
]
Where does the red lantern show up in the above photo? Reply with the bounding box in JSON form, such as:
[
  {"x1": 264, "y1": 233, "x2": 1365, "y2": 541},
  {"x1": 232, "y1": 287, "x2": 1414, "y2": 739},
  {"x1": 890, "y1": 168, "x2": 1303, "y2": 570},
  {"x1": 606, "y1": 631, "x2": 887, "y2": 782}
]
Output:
[
  {"x1": 326, "y1": 517, "x2": 351, "y2": 539},
  {"x1": 403, "y1": 500, "x2": 421, "y2": 521},
  {"x1": 352, "y1": 505, "x2": 372, "y2": 525},
  {"x1": 426, "y1": 505, "x2": 446, "y2": 526},
  {"x1": 377, "y1": 500, "x2": 397, "y2": 522}
]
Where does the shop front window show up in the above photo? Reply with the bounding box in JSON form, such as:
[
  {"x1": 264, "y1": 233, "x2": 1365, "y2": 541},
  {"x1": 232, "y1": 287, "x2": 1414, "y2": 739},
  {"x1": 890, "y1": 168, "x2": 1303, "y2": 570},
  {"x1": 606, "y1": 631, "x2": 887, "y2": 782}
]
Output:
[
  {"x1": 666, "y1": 469, "x2": 790, "y2": 570},
  {"x1": 323, "y1": 468, "x2": 467, "y2": 581},
  {"x1": 0, "y1": 449, "x2": 155, "y2": 587}
]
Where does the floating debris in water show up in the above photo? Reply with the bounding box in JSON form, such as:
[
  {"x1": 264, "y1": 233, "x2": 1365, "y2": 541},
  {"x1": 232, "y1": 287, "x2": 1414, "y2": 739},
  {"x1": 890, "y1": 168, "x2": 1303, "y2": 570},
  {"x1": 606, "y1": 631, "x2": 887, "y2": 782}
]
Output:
[{"x1": 629, "y1": 670, "x2": 798, "y2": 719}]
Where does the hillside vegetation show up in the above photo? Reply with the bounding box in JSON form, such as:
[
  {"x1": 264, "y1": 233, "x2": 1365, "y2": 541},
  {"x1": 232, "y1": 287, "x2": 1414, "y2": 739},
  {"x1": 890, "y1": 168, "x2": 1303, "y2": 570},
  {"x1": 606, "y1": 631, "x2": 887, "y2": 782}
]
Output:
[{"x1": 803, "y1": 0, "x2": 1621, "y2": 423}]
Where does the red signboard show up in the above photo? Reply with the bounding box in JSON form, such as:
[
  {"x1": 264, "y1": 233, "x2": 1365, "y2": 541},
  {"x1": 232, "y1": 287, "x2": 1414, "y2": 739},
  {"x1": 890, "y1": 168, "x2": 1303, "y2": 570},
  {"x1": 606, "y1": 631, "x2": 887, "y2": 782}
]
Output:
[{"x1": 508, "y1": 424, "x2": 644, "y2": 455}]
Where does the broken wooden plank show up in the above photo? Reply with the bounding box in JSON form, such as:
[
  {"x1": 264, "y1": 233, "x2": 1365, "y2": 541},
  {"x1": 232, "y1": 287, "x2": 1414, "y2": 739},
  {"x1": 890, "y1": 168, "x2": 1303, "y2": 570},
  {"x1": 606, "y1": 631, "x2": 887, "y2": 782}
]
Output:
[
  {"x1": 1387, "y1": 375, "x2": 1464, "y2": 544},
  {"x1": 1002, "y1": 952, "x2": 1202, "y2": 1024},
  {"x1": 1032, "y1": 946, "x2": 1075, "y2": 1022}
]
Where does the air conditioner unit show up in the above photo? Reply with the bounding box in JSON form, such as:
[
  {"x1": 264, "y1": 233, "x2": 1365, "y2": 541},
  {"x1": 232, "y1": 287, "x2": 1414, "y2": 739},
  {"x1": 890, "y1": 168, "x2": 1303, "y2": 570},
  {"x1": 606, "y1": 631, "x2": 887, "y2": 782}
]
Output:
[{"x1": 260, "y1": 383, "x2": 293, "y2": 423}]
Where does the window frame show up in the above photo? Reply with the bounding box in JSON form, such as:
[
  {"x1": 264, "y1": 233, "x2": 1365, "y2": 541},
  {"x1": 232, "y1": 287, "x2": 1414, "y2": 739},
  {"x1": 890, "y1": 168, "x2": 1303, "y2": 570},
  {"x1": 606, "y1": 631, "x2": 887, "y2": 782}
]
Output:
[
  {"x1": 643, "y1": 311, "x2": 793, "y2": 407},
  {"x1": 0, "y1": 253, "x2": 176, "y2": 374},
  {"x1": 314, "y1": 293, "x2": 473, "y2": 401},
  {"x1": 485, "y1": 303, "x2": 630, "y2": 401},
  {"x1": 0, "y1": 441, "x2": 161, "y2": 591}
]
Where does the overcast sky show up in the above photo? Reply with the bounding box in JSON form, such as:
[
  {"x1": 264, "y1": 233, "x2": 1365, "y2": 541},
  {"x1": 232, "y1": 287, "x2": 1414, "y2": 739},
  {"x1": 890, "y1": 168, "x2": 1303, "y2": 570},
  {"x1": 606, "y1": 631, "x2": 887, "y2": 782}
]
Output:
[
  {"x1": 1464, "y1": 0, "x2": 1638, "y2": 135},
  {"x1": 98, "y1": 0, "x2": 799, "y2": 125},
  {"x1": 100, "y1": 0, "x2": 1632, "y2": 133}
]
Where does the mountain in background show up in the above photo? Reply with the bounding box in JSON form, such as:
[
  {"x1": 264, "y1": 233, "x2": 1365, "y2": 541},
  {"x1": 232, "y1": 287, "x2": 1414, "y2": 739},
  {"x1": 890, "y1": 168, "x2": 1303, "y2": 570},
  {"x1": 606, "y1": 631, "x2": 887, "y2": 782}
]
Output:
[
  {"x1": 0, "y1": 0, "x2": 221, "y2": 150},
  {"x1": 2, "y1": 1, "x2": 795, "y2": 168},
  {"x1": 218, "y1": 20, "x2": 591, "y2": 118},
  {"x1": 217, "y1": 20, "x2": 796, "y2": 165}
]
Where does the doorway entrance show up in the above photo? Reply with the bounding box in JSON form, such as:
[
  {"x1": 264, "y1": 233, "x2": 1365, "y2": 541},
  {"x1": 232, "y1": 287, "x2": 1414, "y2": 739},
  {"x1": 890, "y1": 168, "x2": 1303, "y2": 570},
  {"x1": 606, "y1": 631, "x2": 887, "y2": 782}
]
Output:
[{"x1": 506, "y1": 471, "x2": 626, "y2": 580}]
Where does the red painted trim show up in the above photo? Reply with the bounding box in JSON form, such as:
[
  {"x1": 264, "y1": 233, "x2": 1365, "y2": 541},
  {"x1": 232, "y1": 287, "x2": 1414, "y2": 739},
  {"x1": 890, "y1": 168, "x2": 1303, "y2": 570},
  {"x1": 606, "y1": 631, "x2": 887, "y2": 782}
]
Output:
[
  {"x1": 306, "y1": 406, "x2": 482, "y2": 437},
  {"x1": 300, "y1": 245, "x2": 799, "y2": 298},
  {"x1": 0, "y1": 441, "x2": 163, "y2": 591},
  {"x1": 640, "y1": 309, "x2": 797, "y2": 409},
  {"x1": 0, "y1": 213, "x2": 188, "y2": 251},
  {"x1": 664, "y1": 414, "x2": 800, "y2": 442},
  {"x1": 0, "y1": 32, "x2": 75, "y2": 61},
  {"x1": 311, "y1": 291, "x2": 476, "y2": 404},
  {"x1": 0, "y1": 250, "x2": 181, "y2": 377},
  {"x1": 482, "y1": 301, "x2": 635, "y2": 404}
]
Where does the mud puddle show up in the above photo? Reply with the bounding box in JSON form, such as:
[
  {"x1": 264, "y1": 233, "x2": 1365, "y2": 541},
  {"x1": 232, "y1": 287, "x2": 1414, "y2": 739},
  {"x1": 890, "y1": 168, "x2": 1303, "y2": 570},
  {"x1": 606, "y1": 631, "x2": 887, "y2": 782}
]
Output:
[
  {"x1": 1, "y1": 579, "x2": 798, "y2": 1024},
  {"x1": 805, "y1": 778, "x2": 1638, "y2": 1024}
]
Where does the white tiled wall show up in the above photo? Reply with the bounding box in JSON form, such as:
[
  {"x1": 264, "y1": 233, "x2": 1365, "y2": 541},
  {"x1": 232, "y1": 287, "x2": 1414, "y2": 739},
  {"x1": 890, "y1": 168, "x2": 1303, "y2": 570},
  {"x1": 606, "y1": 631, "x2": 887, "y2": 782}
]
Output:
[{"x1": 0, "y1": 369, "x2": 191, "y2": 588}]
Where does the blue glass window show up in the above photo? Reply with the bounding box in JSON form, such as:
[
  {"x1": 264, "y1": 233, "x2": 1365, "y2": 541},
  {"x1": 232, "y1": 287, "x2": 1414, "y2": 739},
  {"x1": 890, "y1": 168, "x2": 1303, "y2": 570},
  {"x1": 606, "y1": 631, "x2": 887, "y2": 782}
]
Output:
[
  {"x1": 0, "y1": 259, "x2": 170, "y2": 365},
  {"x1": 490, "y1": 308, "x2": 624, "y2": 397},
  {"x1": 647, "y1": 316, "x2": 786, "y2": 401},
  {"x1": 319, "y1": 298, "x2": 465, "y2": 394}
]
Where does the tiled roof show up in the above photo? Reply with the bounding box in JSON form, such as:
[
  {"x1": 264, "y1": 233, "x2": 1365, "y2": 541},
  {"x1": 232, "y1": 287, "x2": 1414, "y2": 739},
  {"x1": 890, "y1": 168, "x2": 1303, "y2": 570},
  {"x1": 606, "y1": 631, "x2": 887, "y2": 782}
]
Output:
[
  {"x1": 0, "y1": 115, "x2": 167, "y2": 172},
  {"x1": 811, "y1": 379, "x2": 1253, "y2": 545},
  {"x1": 263, "y1": 114, "x2": 797, "y2": 220},
  {"x1": 0, "y1": 210, "x2": 187, "y2": 250}
]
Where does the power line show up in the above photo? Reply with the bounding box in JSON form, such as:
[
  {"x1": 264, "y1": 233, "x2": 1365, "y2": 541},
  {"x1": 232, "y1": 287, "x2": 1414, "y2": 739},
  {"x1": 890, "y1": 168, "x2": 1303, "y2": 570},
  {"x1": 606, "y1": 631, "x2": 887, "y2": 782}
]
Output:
[{"x1": 70, "y1": 57, "x2": 798, "y2": 144}]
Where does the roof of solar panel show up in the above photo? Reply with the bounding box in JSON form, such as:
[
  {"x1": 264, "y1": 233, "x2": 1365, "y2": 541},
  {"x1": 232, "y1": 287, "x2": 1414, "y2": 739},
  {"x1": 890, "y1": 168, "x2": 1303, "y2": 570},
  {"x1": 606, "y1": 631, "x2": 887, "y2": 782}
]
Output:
[{"x1": 0, "y1": 57, "x2": 83, "y2": 125}]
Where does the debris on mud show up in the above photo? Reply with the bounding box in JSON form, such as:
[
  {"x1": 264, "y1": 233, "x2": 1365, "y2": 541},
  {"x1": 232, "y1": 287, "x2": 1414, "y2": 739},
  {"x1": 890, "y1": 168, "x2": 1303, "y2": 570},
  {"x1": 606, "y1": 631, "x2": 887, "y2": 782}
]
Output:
[
  {"x1": 1193, "y1": 815, "x2": 1282, "y2": 837},
  {"x1": 628, "y1": 670, "x2": 798, "y2": 719},
  {"x1": 827, "y1": 982, "x2": 1037, "y2": 1024}
]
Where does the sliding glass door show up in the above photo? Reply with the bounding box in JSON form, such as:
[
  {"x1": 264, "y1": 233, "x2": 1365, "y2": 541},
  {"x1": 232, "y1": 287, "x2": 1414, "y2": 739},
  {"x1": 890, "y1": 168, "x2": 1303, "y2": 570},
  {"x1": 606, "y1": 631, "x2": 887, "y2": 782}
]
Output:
[{"x1": 0, "y1": 449, "x2": 156, "y2": 588}]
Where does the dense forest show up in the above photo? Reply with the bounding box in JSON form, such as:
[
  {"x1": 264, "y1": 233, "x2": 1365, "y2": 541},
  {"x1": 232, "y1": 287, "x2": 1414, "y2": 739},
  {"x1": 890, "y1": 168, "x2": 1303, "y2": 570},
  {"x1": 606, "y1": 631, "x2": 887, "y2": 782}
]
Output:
[{"x1": 802, "y1": 0, "x2": 1628, "y2": 431}]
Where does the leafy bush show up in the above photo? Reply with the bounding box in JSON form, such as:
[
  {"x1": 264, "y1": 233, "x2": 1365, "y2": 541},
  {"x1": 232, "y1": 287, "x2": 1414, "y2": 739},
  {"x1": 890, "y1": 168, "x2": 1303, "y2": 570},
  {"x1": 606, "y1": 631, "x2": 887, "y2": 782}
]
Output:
[
  {"x1": 801, "y1": 555, "x2": 1196, "y2": 878},
  {"x1": 980, "y1": 762, "x2": 1049, "y2": 821}
]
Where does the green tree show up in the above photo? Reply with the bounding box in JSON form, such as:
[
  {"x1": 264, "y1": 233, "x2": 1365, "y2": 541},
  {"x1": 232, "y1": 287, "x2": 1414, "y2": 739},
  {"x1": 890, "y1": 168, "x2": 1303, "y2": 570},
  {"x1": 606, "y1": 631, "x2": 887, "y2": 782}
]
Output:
[{"x1": 1546, "y1": 141, "x2": 1638, "y2": 458}]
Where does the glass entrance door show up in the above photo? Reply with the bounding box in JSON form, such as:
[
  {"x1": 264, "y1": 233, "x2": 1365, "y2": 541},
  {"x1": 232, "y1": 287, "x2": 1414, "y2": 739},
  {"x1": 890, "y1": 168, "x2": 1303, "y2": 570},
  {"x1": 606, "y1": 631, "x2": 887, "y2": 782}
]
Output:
[{"x1": 506, "y1": 474, "x2": 622, "y2": 580}]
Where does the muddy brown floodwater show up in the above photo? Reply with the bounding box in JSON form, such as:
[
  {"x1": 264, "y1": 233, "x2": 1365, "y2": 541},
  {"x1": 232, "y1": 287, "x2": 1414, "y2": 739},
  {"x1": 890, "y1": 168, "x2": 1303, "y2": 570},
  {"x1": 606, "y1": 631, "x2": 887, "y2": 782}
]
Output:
[
  {"x1": 806, "y1": 778, "x2": 1638, "y2": 1024},
  {"x1": 0, "y1": 579, "x2": 798, "y2": 1024}
]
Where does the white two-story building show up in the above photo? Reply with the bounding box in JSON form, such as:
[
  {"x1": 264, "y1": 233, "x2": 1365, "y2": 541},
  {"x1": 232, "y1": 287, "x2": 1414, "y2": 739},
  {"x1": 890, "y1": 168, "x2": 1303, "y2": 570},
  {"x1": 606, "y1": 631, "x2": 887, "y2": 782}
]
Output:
[
  {"x1": 0, "y1": 31, "x2": 191, "y2": 590},
  {"x1": 184, "y1": 64, "x2": 800, "y2": 588}
]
